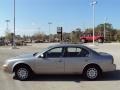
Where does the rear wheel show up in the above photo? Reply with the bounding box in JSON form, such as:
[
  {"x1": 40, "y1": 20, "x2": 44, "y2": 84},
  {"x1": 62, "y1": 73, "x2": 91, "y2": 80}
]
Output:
[
  {"x1": 81, "y1": 39, "x2": 86, "y2": 43},
  {"x1": 83, "y1": 66, "x2": 101, "y2": 80},
  {"x1": 98, "y1": 38, "x2": 103, "y2": 43},
  {"x1": 14, "y1": 66, "x2": 31, "y2": 81}
]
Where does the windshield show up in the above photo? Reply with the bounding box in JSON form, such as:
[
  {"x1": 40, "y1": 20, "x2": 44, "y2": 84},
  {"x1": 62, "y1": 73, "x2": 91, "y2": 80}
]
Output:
[{"x1": 34, "y1": 47, "x2": 50, "y2": 57}]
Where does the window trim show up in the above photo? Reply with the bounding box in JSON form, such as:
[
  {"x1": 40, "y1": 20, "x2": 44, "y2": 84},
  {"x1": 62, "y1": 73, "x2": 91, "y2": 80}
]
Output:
[
  {"x1": 44, "y1": 47, "x2": 64, "y2": 58},
  {"x1": 64, "y1": 46, "x2": 90, "y2": 58}
]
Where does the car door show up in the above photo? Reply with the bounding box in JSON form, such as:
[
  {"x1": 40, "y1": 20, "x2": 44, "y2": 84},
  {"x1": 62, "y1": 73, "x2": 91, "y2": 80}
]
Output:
[
  {"x1": 36, "y1": 47, "x2": 64, "y2": 74},
  {"x1": 64, "y1": 46, "x2": 90, "y2": 74}
]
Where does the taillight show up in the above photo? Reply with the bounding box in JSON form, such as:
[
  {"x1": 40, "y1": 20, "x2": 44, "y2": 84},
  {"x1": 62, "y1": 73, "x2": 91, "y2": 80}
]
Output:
[{"x1": 112, "y1": 57, "x2": 114, "y2": 64}]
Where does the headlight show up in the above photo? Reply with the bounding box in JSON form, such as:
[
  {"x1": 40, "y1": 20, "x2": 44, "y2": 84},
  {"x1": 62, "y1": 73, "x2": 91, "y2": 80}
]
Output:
[{"x1": 2, "y1": 60, "x2": 13, "y2": 73}]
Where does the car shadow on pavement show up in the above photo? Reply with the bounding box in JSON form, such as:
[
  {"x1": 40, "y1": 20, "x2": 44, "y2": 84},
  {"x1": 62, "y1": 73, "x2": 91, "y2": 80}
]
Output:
[
  {"x1": 29, "y1": 74, "x2": 82, "y2": 83},
  {"x1": 100, "y1": 70, "x2": 120, "y2": 81},
  {"x1": 23, "y1": 70, "x2": 120, "y2": 83}
]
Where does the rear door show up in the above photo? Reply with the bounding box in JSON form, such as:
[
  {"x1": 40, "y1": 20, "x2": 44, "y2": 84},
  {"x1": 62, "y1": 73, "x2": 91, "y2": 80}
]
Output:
[{"x1": 63, "y1": 46, "x2": 90, "y2": 74}]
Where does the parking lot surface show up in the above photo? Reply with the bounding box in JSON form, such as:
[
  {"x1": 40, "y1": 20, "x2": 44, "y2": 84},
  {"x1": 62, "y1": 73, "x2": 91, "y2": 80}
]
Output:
[{"x1": 0, "y1": 43, "x2": 120, "y2": 90}]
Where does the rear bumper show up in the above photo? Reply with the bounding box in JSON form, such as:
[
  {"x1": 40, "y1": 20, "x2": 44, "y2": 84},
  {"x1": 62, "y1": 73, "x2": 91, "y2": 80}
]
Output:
[{"x1": 102, "y1": 64, "x2": 116, "y2": 72}]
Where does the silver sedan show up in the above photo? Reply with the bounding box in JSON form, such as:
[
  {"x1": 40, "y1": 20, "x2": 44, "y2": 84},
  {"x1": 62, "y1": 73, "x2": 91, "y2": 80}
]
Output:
[{"x1": 3, "y1": 44, "x2": 116, "y2": 80}]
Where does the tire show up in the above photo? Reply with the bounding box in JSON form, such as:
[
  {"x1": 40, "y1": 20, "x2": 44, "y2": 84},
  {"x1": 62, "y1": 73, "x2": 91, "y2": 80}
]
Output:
[
  {"x1": 14, "y1": 66, "x2": 31, "y2": 81},
  {"x1": 83, "y1": 66, "x2": 101, "y2": 80},
  {"x1": 98, "y1": 39, "x2": 103, "y2": 43},
  {"x1": 81, "y1": 39, "x2": 86, "y2": 43}
]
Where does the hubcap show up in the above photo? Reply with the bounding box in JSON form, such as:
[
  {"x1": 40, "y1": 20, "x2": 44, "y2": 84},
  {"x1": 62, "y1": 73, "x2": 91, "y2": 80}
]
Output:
[
  {"x1": 17, "y1": 68, "x2": 28, "y2": 80},
  {"x1": 87, "y1": 68, "x2": 98, "y2": 79},
  {"x1": 82, "y1": 39, "x2": 85, "y2": 42},
  {"x1": 98, "y1": 39, "x2": 102, "y2": 42}
]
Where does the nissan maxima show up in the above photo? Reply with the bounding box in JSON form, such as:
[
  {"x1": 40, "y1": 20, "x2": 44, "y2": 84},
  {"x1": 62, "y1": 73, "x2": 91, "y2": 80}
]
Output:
[{"x1": 3, "y1": 44, "x2": 116, "y2": 80}]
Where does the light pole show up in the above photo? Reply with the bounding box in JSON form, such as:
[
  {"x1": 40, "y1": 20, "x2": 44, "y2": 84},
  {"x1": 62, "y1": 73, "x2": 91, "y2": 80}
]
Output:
[
  {"x1": 91, "y1": 0, "x2": 97, "y2": 45},
  {"x1": 48, "y1": 22, "x2": 52, "y2": 42},
  {"x1": 5, "y1": 20, "x2": 10, "y2": 31},
  {"x1": 104, "y1": 17, "x2": 107, "y2": 42},
  {"x1": 13, "y1": 0, "x2": 16, "y2": 48}
]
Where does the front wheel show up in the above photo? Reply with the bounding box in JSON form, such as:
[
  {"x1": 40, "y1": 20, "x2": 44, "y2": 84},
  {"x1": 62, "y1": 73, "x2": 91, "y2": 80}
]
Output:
[
  {"x1": 83, "y1": 66, "x2": 101, "y2": 80},
  {"x1": 98, "y1": 39, "x2": 103, "y2": 43},
  {"x1": 14, "y1": 66, "x2": 31, "y2": 81}
]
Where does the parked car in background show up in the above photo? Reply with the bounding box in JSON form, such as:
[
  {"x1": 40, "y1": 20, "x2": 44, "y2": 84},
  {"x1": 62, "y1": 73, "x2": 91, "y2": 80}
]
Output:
[
  {"x1": 33, "y1": 40, "x2": 44, "y2": 43},
  {"x1": 0, "y1": 39, "x2": 5, "y2": 46},
  {"x1": 3, "y1": 44, "x2": 116, "y2": 81},
  {"x1": 80, "y1": 33, "x2": 104, "y2": 43},
  {"x1": 15, "y1": 40, "x2": 27, "y2": 46}
]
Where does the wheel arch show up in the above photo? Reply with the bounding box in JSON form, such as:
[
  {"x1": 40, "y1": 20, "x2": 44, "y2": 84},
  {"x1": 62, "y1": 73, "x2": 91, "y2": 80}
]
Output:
[
  {"x1": 12, "y1": 63, "x2": 33, "y2": 73},
  {"x1": 97, "y1": 37, "x2": 104, "y2": 42},
  {"x1": 82, "y1": 63, "x2": 102, "y2": 74},
  {"x1": 81, "y1": 38, "x2": 87, "y2": 43}
]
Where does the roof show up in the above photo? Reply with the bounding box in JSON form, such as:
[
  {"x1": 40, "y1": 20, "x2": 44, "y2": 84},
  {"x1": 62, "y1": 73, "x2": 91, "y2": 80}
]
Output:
[
  {"x1": 51, "y1": 43, "x2": 86, "y2": 48},
  {"x1": 47, "y1": 43, "x2": 99, "y2": 55}
]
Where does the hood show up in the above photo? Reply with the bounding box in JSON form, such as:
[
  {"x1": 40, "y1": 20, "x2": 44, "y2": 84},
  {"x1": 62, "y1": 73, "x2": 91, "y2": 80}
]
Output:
[
  {"x1": 10, "y1": 53, "x2": 35, "y2": 60},
  {"x1": 5, "y1": 53, "x2": 38, "y2": 64}
]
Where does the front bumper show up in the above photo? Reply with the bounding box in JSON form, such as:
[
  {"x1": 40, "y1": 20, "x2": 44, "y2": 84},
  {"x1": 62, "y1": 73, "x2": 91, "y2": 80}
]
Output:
[{"x1": 2, "y1": 64, "x2": 12, "y2": 73}]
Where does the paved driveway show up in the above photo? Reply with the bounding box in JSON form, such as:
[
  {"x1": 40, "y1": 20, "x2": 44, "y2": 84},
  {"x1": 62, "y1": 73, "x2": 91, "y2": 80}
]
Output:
[{"x1": 0, "y1": 43, "x2": 120, "y2": 90}]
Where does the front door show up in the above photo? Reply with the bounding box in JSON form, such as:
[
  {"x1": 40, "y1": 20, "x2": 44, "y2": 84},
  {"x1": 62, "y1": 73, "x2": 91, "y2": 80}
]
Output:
[{"x1": 36, "y1": 47, "x2": 64, "y2": 74}]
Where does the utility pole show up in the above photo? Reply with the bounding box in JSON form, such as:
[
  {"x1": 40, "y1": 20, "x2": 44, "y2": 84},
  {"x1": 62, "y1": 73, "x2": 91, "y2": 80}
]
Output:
[
  {"x1": 13, "y1": 0, "x2": 16, "y2": 48},
  {"x1": 91, "y1": 0, "x2": 97, "y2": 45},
  {"x1": 48, "y1": 22, "x2": 52, "y2": 42},
  {"x1": 104, "y1": 17, "x2": 107, "y2": 42},
  {"x1": 5, "y1": 20, "x2": 10, "y2": 31}
]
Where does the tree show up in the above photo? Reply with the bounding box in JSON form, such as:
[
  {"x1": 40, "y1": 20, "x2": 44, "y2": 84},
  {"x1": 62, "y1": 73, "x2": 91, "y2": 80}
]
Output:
[
  {"x1": 95, "y1": 23, "x2": 116, "y2": 41},
  {"x1": 71, "y1": 28, "x2": 81, "y2": 43},
  {"x1": 114, "y1": 30, "x2": 120, "y2": 41},
  {"x1": 62, "y1": 32, "x2": 71, "y2": 42},
  {"x1": 32, "y1": 31, "x2": 45, "y2": 41},
  {"x1": 84, "y1": 28, "x2": 93, "y2": 34},
  {"x1": 5, "y1": 30, "x2": 13, "y2": 41}
]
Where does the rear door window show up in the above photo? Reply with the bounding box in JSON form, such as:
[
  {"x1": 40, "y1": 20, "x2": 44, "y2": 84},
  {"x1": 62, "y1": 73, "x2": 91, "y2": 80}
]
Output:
[{"x1": 65, "y1": 47, "x2": 89, "y2": 57}]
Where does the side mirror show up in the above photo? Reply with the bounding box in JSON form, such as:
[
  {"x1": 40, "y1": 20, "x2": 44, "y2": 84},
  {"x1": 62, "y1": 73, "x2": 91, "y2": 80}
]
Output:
[
  {"x1": 40, "y1": 54, "x2": 44, "y2": 58},
  {"x1": 39, "y1": 53, "x2": 45, "y2": 58}
]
